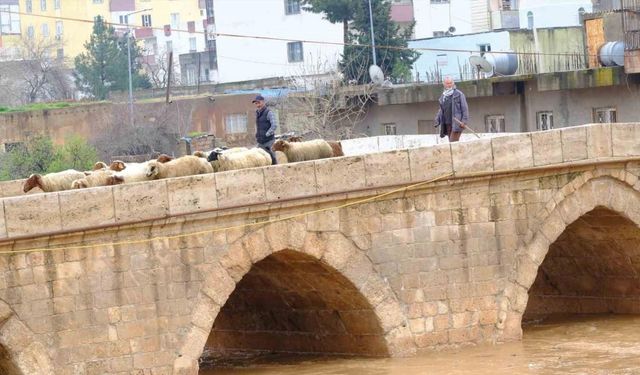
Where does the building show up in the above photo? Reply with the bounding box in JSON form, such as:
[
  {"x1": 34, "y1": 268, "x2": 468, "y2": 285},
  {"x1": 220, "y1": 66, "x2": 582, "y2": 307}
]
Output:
[{"x1": 180, "y1": 0, "x2": 343, "y2": 84}]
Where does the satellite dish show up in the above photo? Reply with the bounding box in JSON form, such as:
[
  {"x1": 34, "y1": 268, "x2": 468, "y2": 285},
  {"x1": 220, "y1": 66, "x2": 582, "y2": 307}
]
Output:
[
  {"x1": 369, "y1": 65, "x2": 385, "y2": 85},
  {"x1": 448, "y1": 26, "x2": 456, "y2": 33},
  {"x1": 469, "y1": 55, "x2": 494, "y2": 76}
]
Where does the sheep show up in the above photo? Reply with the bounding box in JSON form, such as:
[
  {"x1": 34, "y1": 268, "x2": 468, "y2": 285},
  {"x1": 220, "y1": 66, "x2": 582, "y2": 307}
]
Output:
[
  {"x1": 271, "y1": 139, "x2": 333, "y2": 163},
  {"x1": 109, "y1": 155, "x2": 174, "y2": 183},
  {"x1": 194, "y1": 147, "x2": 248, "y2": 160},
  {"x1": 328, "y1": 141, "x2": 344, "y2": 157},
  {"x1": 71, "y1": 170, "x2": 124, "y2": 189},
  {"x1": 145, "y1": 155, "x2": 213, "y2": 180},
  {"x1": 93, "y1": 162, "x2": 108, "y2": 171},
  {"x1": 275, "y1": 150, "x2": 288, "y2": 164},
  {"x1": 23, "y1": 169, "x2": 86, "y2": 193},
  {"x1": 208, "y1": 148, "x2": 272, "y2": 172}
]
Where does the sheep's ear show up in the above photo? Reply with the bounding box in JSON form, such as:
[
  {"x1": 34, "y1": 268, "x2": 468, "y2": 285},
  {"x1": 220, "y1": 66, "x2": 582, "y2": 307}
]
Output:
[
  {"x1": 157, "y1": 154, "x2": 173, "y2": 163},
  {"x1": 107, "y1": 175, "x2": 125, "y2": 185},
  {"x1": 84, "y1": 171, "x2": 92, "y2": 176},
  {"x1": 110, "y1": 161, "x2": 126, "y2": 171}
]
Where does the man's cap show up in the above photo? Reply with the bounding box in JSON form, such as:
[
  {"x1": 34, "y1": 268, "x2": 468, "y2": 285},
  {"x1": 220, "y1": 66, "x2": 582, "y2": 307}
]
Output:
[{"x1": 252, "y1": 95, "x2": 265, "y2": 103}]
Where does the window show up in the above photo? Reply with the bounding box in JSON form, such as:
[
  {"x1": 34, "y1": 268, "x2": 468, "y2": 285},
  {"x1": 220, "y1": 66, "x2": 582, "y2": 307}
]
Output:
[
  {"x1": 40, "y1": 0, "x2": 46, "y2": 11},
  {"x1": 55, "y1": 20, "x2": 63, "y2": 38},
  {"x1": 436, "y1": 53, "x2": 448, "y2": 66},
  {"x1": 41, "y1": 23, "x2": 49, "y2": 37},
  {"x1": 431, "y1": 0, "x2": 450, "y2": 3},
  {"x1": 225, "y1": 114, "x2": 248, "y2": 133},
  {"x1": 189, "y1": 37, "x2": 197, "y2": 52},
  {"x1": 501, "y1": 0, "x2": 517, "y2": 10},
  {"x1": 142, "y1": 14, "x2": 152, "y2": 27},
  {"x1": 0, "y1": 5, "x2": 21, "y2": 34},
  {"x1": 485, "y1": 115, "x2": 505, "y2": 133},
  {"x1": 287, "y1": 41, "x2": 303, "y2": 62},
  {"x1": 92, "y1": 0, "x2": 103, "y2": 3},
  {"x1": 593, "y1": 107, "x2": 617, "y2": 123},
  {"x1": 27, "y1": 25, "x2": 34, "y2": 39},
  {"x1": 536, "y1": 111, "x2": 554, "y2": 131},
  {"x1": 383, "y1": 123, "x2": 397, "y2": 135},
  {"x1": 170, "y1": 13, "x2": 180, "y2": 30},
  {"x1": 285, "y1": 0, "x2": 300, "y2": 15},
  {"x1": 166, "y1": 40, "x2": 173, "y2": 52},
  {"x1": 479, "y1": 43, "x2": 491, "y2": 56},
  {"x1": 26, "y1": 0, "x2": 32, "y2": 13},
  {"x1": 119, "y1": 15, "x2": 129, "y2": 25},
  {"x1": 54, "y1": 0, "x2": 60, "y2": 10},
  {"x1": 527, "y1": 11, "x2": 534, "y2": 29}
]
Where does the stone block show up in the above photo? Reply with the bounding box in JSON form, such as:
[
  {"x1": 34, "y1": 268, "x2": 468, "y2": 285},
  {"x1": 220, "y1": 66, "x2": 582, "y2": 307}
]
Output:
[
  {"x1": 0, "y1": 201, "x2": 5, "y2": 239},
  {"x1": 4, "y1": 193, "x2": 62, "y2": 237},
  {"x1": 409, "y1": 144, "x2": 453, "y2": 183},
  {"x1": 612, "y1": 123, "x2": 640, "y2": 157},
  {"x1": 532, "y1": 130, "x2": 563, "y2": 166},
  {"x1": 0, "y1": 180, "x2": 25, "y2": 198},
  {"x1": 58, "y1": 186, "x2": 116, "y2": 231},
  {"x1": 264, "y1": 161, "x2": 317, "y2": 201},
  {"x1": 586, "y1": 123, "x2": 612, "y2": 159},
  {"x1": 167, "y1": 174, "x2": 217, "y2": 216},
  {"x1": 561, "y1": 126, "x2": 588, "y2": 162},
  {"x1": 451, "y1": 138, "x2": 493, "y2": 175},
  {"x1": 215, "y1": 168, "x2": 266, "y2": 208},
  {"x1": 492, "y1": 134, "x2": 533, "y2": 171},
  {"x1": 364, "y1": 150, "x2": 411, "y2": 187},
  {"x1": 315, "y1": 156, "x2": 366, "y2": 195},
  {"x1": 113, "y1": 180, "x2": 169, "y2": 223}
]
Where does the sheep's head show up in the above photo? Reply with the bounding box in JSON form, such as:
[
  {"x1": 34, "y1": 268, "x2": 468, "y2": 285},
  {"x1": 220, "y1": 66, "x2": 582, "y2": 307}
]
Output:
[
  {"x1": 106, "y1": 175, "x2": 125, "y2": 186},
  {"x1": 145, "y1": 161, "x2": 161, "y2": 178},
  {"x1": 72, "y1": 179, "x2": 89, "y2": 189},
  {"x1": 23, "y1": 174, "x2": 42, "y2": 193},
  {"x1": 93, "y1": 162, "x2": 108, "y2": 171},
  {"x1": 156, "y1": 154, "x2": 173, "y2": 163},
  {"x1": 207, "y1": 149, "x2": 223, "y2": 162},
  {"x1": 109, "y1": 160, "x2": 127, "y2": 172},
  {"x1": 272, "y1": 140, "x2": 288, "y2": 152}
]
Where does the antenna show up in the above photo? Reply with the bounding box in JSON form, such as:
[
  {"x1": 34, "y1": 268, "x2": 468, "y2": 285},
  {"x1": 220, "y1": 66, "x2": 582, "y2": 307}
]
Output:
[
  {"x1": 469, "y1": 55, "x2": 494, "y2": 77},
  {"x1": 369, "y1": 65, "x2": 385, "y2": 85}
]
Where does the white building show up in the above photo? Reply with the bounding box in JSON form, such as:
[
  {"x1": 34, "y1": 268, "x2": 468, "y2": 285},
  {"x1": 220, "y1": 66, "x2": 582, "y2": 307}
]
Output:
[{"x1": 180, "y1": 0, "x2": 344, "y2": 85}]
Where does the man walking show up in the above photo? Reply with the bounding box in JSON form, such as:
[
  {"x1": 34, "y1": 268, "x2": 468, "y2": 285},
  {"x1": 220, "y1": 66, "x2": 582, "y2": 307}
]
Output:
[
  {"x1": 252, "y1": 95, "x2": 277, "y2": 165},
  {"x1": 435, "y1": 76, "x2": 469, "y2": 142}
]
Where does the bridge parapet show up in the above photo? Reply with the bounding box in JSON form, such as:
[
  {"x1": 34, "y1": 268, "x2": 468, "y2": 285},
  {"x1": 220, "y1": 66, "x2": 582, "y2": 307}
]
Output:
[{"x1": 0, "y1": 123, "x2": 638, "y2": 242}]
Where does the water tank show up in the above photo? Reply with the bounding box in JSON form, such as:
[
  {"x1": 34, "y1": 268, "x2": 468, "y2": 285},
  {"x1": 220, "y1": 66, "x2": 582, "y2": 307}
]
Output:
[
  {"x1": 485, "y1": 52, "x2": 518, "y2": 76},
  {"x1": 599, "y1": 41, "x2": 625, "y2": 67}
]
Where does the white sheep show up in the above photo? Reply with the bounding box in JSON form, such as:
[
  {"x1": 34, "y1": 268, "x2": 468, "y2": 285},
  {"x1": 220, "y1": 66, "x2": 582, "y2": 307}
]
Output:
[
  {"x1": 109, "y1": 155, "x2": 173, "y2": 184},
  {"x1": 23, "y1": 169, "x2": 86, "y2": 193},
  {"x1": 194, "y1": 147, "x2": 249, "y2": 160},
  {"x1": 271, "y1": 139, "x2": 333, "y2": 163},
  {"x1": 145, "y1": 155, "x2": 213, "y2": 179},
  {"x1": 71, "y1": 170, "x2": 124, "y2": 189},
  {"x1": 275, "y1": 150, "x2": 288, "y2": 164},
  {"x1": 208, "y1": 148, "x2": 272, "y2": 172}
]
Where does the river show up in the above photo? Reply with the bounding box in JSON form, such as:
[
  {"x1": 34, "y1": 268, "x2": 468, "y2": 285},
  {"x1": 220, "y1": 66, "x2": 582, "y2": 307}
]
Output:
[{"x1": 200, "y1": 315, "x2": 640, "y2": 375}]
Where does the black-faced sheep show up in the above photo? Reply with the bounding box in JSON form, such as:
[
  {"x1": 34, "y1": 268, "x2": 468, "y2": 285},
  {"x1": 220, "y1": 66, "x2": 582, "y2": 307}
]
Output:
[
  {"x1": 208, "y1": 148, "x2": 272, "y2": 172},
  {"x1": 23, "y1": 169, "x2": 87, "y2": 193},
  {"x1": 71, "y1": 170, "x2": 124, "y2": 189},
  {"x1": 145, "y1": 155, "x2": 213, "y2": 179},
  {"x1": 271, "y1": 139, "x2": 333, "y2": 163}
]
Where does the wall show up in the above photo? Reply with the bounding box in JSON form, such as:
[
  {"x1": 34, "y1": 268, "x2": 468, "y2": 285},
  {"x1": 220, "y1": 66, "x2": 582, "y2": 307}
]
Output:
[
  {"x1": 518, "y1": 0, "x2": 592, "y2": 29},
  {"x1": 212, "y1": 0, "x2": 343, "y2": 83},
  {"x1": 413, "y1": 0, "x2": 473, "y2": 39}
]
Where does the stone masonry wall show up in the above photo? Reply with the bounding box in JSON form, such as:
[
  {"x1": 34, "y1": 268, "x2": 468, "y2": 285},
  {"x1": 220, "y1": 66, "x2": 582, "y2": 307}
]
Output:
[{"x1": 0, "y1": 124, "x2": 638, "y2": 374}]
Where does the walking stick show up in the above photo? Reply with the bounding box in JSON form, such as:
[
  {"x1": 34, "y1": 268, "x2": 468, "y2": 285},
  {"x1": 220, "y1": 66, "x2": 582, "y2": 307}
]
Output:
[{"x1": 454, "y1": 118, "x2": 481, "y2": 139}]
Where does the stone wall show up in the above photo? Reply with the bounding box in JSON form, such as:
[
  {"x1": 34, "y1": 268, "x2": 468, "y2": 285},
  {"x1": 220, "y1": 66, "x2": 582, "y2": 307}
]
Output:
[{"x1": 0, "y1": 124, "x2": 639, "y2": 374}]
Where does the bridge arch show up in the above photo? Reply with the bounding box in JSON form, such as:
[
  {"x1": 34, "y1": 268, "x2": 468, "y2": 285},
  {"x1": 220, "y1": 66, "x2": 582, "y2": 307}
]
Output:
[
  {"x1": 0, "y1": 301, "x2": 54, "y2": 375},
  {"x1": 173, "y1": 227, "x2": 414, "y2": 373},
  {"x1": 499, "y1": 172, "x2": 640, "y2": 339}
]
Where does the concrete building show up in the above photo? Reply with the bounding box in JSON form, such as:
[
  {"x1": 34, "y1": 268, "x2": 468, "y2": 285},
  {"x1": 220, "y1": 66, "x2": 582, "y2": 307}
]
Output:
[{"x1": 179, "y1": 0, "x2": 344, "y2": 85}]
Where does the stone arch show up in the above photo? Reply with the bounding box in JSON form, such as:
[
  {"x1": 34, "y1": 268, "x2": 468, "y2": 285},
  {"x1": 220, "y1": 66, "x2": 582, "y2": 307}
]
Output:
[
  {"x1": 173, "y1": 225, "x2": 413, "y2": 374},
  {"x1": 0, "y1": 301, "x2": 54, "y2": 375},
  {"x1": 498, "y1": 172, "x2": 640, "y2": 340}
]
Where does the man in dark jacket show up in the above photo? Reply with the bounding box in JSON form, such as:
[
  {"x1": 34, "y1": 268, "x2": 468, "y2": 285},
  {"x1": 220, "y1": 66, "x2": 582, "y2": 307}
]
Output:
[
  {"x1": 435, "y1": 76, "x2": 469, "y2": 142},
  {"x1": 252, "y1": 95, "x2": 277, "y2": 164}
]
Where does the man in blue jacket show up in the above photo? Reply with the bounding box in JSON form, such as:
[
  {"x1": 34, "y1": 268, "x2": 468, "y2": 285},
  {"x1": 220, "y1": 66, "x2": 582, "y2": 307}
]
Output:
[
  {"x1": 435, "y1": 76, "x2": 469, "y2": 142},
  {"x1": 252, "y1": 95, "x2": 277, "y2": 164}
]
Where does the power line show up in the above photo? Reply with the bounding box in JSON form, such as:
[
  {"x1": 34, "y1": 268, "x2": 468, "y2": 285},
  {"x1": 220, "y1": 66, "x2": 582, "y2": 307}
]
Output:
[{"x1": 1, "y1": 9, "x2": 610, "y2": 59}]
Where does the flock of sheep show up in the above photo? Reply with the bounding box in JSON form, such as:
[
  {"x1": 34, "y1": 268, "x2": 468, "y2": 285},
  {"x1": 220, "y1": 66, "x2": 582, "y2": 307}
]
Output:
[{"x1": 21, "y1": 137, "x2": 344, "y2": 194}]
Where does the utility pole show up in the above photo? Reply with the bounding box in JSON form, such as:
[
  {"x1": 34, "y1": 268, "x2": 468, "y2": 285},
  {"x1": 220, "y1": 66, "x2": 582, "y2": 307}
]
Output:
[
  {"x1": 124, "y1": 8, "x2": 152, "y2": 126},
  {"x1": 367, "y1": 0, "x2": 377, "y2": 66}
]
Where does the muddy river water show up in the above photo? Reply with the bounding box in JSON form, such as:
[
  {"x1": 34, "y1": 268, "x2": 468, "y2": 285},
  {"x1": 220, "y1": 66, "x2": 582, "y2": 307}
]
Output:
[{"x1": 201, "y1": 315, "x2": 640, "y2": 375}]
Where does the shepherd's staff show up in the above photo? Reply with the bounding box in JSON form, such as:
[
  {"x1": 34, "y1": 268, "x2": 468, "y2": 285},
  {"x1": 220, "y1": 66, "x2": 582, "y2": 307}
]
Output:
[{"x1": 454, "y1": 118, "x2": 481, "y2": 139}]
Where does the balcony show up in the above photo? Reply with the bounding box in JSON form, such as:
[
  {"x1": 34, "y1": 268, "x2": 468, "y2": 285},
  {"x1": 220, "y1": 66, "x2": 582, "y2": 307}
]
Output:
[
  {"x1": 135, "y1": 27, "x2": 154, "y2": 39},
  {"x1": 491, "y1": 10, "x2": 520, "y2": 30},
  {"x1": 109, "y1": 0, "x2": 135, "y2": 12},
  {"x1": 390, "y1": 4, "x2": 414, "y2": 23}
]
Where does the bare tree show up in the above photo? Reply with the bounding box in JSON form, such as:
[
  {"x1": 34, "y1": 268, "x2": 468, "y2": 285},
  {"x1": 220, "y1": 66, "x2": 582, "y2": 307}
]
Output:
[
  {"x1": 280, "y1": 51, "x2": 375, "y2": 140},
  {"x1": 141, "y1": 47, "x2": 181, "y2": 89},
  {"x1": 14, "y1": 37, "x2": 73, "y2": 103}
]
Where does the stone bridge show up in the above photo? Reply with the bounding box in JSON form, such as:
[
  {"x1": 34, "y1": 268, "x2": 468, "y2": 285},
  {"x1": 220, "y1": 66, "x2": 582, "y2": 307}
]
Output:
[{"x1": 0, "y1": 123, "x2": 639, "y2": 374}]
